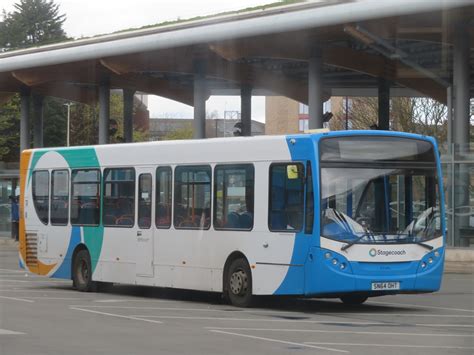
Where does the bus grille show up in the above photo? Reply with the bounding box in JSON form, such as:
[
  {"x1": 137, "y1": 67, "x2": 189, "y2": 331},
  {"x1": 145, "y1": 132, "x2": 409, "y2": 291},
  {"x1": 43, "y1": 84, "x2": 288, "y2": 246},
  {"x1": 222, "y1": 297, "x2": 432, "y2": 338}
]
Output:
[{"x1": 25, "y1": 233, "x2": 38, "y2": 268}]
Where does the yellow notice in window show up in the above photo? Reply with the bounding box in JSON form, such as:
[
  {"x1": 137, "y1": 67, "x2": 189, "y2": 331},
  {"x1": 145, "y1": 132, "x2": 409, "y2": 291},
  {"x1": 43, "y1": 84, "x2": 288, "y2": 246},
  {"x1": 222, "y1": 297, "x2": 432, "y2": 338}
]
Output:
[{"x1": 287, "y1": 165, "x2": 299, "y2": 179}]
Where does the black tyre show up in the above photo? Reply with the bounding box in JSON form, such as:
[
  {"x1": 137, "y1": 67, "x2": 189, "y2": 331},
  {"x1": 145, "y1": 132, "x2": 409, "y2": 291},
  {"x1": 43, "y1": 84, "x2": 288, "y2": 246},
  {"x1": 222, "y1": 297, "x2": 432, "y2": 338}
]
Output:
[
  {"x1": 226, "y1": 258, "x2": 253, "y2": 307},
  {"x1": 72, "y1": 249, "x2": 95, "y2": 292},
  {"x1": 340, "y1": 295, "x2": 368, "y2": 305}
]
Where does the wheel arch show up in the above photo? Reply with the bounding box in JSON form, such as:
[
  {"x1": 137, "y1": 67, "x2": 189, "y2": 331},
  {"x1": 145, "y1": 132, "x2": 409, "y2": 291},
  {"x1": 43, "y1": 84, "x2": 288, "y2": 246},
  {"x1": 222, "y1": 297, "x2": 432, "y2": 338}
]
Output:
[
  {"x1": 222, "y1": 251, "x2": 251, "y2": 293},
  {"x1": 70, "y1": 243, "x2": 89, "y2": 279}
]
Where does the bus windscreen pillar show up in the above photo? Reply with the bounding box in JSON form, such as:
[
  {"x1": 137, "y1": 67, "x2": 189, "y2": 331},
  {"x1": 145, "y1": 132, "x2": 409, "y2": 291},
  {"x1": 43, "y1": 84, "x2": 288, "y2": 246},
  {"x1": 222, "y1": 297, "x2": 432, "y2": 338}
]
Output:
[
  {"x1": 99, "y1": 80, "x2": 110, "y2": 145},
  {"x1": 453, "y1": 16, "x2": 471, "y2": 246},
  {"x1": 123, "y1": 89, "x2": 135, "y2": 143},
  {"x1": 33, "y1": 95, "x2": 44, "y2": 148},
  {"x1": 20, "y1": 86, "x2": 31, "y2": 152},
  {"x1": 378, "y1": 77, "x2": 390, "y2": 130},
  {"x1": 193, "y1": 60, "x2": 207, "y2": 139},
  {"x1": 241, "y1": 84, "x2": 252, "y2": 136},
  {"x1": 308, "y1": 47, "x2": 324, "y2": 129}
]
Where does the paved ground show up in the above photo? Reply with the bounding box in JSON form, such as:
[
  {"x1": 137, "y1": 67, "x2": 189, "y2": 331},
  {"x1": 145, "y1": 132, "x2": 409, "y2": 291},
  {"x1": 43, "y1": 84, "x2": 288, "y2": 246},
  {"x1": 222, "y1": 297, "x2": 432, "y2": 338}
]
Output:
[{"x1": 0, "y1": 244, "x2": 473, "y2": 355}]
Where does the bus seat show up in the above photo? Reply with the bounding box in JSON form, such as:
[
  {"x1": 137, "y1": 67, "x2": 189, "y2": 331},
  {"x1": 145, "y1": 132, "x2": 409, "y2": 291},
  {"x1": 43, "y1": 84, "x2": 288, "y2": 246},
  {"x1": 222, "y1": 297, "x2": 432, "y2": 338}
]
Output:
[
  {"x1": 239, "y1": 212, "x2": 253, "y2": 229},
  {"x1": 226, "y1": 212, "x2": 240, "y2": 228},
  {"x1": 104, "y1": 214, "x2": 117, "y2": 225},
  {"x1": 116, "y1": 215, "x2": 133, "y2": 226}
]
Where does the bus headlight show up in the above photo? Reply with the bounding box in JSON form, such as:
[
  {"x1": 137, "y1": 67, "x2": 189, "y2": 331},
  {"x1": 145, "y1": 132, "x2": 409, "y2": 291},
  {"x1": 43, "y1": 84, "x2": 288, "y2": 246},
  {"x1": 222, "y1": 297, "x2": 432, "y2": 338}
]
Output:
[
  {"x1": 421, "y1": 262, "x2": 427, "y2": 268},
  {"x1": 325, "y1": 252, "x2": 332, "y2": 259},
  {"x1": 332, "y1": 258, "x2": 338, "y2": 265},
  {"x1": 340, "y1": 263, "x2": 346, "y2": 270}
]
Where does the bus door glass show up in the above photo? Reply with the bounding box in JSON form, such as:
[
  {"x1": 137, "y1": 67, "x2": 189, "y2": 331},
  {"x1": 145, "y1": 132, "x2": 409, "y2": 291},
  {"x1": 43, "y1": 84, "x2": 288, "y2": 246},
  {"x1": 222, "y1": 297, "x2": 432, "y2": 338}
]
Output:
[{"x1": 136, "y1": 168, "x2": 154, "y2": 277}]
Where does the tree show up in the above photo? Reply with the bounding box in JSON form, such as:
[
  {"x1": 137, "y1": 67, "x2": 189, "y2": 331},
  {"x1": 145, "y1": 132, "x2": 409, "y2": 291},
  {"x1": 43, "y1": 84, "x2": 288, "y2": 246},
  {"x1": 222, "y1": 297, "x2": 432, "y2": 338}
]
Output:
[
  {"x1": 0, "y1": 95, "x2": 20, "y2": 162},
  {"x1": 0, "y1": 0, "x2": 68, "y2": 161},
  {"x1": 330, "y1": 97, "x2": 448, "y2": 144},
  {"x1": 68, "y1": 93, "x2": 149, "y2": 146},
  {"x1": 0, "y1": 0, "x2": 67, "y2": 51},
  {"x1": 162, "y1": 123, "x2": 193, "y2": 141}
]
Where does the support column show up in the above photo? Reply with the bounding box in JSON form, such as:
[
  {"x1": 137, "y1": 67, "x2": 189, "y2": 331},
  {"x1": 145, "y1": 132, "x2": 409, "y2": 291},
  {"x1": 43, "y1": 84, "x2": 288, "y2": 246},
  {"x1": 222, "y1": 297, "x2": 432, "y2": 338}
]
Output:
[
  {"x1": 32, "y1": 95, "x2": 44, "y2": 148},
  {"x1": 193, "y1": 60, "x2": 207, "y2": 139},
  {"x1": 452, "y1": 17, "x2": 471, "y2": 246},
  {"x1": 123, "y1": 89, "x2": 135, "y2": 143},
  {"x1": 378, "y1": 77, "x2": 390, "y2": 130},
  {"x1": 20, "y1": 86, "x2": 30, "y2": 152},
  {"x1": 241, "y1": 84, "x2": 252, "y2": 136},
  {"x1": 308, "y1": 47, "x2": 324, "y2": 129},
  {"x1": 453, "y1": 23, "x2": 470, "y2": 152},
  {"x1": 98, "y1": 80, "x2": 110, "y2": 145}
]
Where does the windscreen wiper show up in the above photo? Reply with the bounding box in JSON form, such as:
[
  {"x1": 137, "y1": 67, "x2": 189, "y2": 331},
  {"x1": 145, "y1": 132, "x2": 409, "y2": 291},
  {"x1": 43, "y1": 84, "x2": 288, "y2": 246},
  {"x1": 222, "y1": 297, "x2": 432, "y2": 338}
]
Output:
[
  {"x1": 397, "y1": 233, "x2": 434, "y2": 251},
  {"x1": 415, "y1": 241, "x2": 434, "y2": 251},
  {"x1": 341, "y1": 232, "x2": 370, "y2": 252}
]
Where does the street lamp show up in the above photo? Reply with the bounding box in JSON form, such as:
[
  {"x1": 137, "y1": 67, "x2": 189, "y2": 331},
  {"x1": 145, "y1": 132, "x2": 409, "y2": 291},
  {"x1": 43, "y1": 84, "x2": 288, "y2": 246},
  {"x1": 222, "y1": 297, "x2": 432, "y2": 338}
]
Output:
[{"x1": 63, "y1": 102, "x2": 74, "y2": 146}]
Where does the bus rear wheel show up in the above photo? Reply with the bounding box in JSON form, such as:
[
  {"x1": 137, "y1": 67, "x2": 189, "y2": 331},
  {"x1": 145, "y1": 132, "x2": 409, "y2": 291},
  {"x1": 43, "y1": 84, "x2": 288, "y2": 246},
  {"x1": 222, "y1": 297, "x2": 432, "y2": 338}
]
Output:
[
  {"x1": 226, "y1": 258, "x2": 253, "y2": 307},
  {"x1": 340, "y1": 295, "x2": 368, "y2": 305},
  {"x1": 73, "y1": 249, "x2": 95, "y2": 292}
]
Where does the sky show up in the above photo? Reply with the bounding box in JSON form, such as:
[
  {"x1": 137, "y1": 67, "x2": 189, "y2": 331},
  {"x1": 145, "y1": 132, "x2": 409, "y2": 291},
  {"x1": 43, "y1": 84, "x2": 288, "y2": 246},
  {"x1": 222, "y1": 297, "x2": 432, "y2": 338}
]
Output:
[{"x1": 1, "y1": 0, "x2": 277, "y2": 121}]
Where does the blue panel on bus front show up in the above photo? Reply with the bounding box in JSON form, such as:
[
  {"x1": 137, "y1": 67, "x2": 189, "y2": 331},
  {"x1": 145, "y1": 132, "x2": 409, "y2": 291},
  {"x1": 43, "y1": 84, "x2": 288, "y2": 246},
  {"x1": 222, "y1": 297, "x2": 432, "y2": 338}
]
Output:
[{"x1": 273, "y1": 135, "x2": 316, "y2": 295}]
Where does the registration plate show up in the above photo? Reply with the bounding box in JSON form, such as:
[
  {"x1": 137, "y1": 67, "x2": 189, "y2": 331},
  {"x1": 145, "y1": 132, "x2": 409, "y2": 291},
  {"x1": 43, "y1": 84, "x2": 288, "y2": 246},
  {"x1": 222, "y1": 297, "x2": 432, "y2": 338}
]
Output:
[{"x1": 371, "y1": 281, "x2": 400, "y2": 291}]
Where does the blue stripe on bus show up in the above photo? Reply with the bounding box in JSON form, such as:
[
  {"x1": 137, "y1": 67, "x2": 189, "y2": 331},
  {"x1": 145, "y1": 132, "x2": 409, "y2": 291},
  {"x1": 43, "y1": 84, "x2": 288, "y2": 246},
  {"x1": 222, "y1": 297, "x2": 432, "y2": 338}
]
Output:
[{"x1": 51, "y1": 227, "x2": 81, "y2": 279}]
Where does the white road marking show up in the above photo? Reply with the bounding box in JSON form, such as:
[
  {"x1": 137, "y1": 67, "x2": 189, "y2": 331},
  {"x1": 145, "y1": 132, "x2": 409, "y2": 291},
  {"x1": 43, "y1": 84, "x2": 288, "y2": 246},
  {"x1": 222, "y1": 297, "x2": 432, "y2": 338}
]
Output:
[
  {"x1": 23, "y1": 297, "x2": 83, "y2": 300},
  {"x1": 0, "y1": 329, "x2": 25, "y2": 335},
  {"x1": 0, "y1": 279, "x2": 69, "y2": 283},
  {"x1": 130, "y1": 315, "x2": 385, "y2": 325},
  {"x1": 0, "y1": 289, "x2": 78, "y2": 293},
  {"x1": 70, "y1": 306, "x2": 163, "y2": 324},
  {"x1": 0, "y1": 269, "x2": 25, "y2": 273},
  {"x1": 368, "y1": 300, "x2": 474, "y2": 313},
  {"x1": 0, "y1": 295, "x2": 34, "y2": 303},
  {"x1": 204, "y1": 327, "x2": 474, "y2": 338},
  {"x1": 304, "y1": 342, "x2": 474, "y2": 350},
  {"x1": 94, "y1": 299, "x2": 133, "y2": 303},
  {"x1": 71, "y1": 305, "x2": 281, "y2": 312},
  {"x1": 415, "y1": 323, "x2": 474, "y2": 328},
  {"x1": 209, "y1": 329, "x2": 348, "y2": 353},
  {"x1": 319, "y1": 312, "x2": 474, "y2": 318}
]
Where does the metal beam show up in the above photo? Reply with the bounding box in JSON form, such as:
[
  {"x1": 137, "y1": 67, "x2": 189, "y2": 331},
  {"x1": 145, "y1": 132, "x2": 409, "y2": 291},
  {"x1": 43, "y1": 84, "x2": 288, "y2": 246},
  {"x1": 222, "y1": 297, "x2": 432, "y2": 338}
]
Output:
[
  {"x1": 241, "y1": 84, "x2": 252, "y2": 136},
  {"x1": 452, "y1": 14, "x2": 471, "y2": 247},
  {"x1": 308, "y1": 47, "x2": 324, "y2": 129},
  {"x1": 123, "y1": 89, "x2": 135, "y2": 143},
  {"x1": 193, "y1": 60, "x2": 207, "y2": 139},
  {"x1": 20, "y1": 86, "x2": 30, "y2": 152},
  {"x1": 32, "y1": 95, "x2": 44, "y2": 148},
  {"x1": 98, "y1": 80, "x2": 110, "y2": 144},
  {"x1": 378, "y1": 78, "x2": 390, "y2": 130}
]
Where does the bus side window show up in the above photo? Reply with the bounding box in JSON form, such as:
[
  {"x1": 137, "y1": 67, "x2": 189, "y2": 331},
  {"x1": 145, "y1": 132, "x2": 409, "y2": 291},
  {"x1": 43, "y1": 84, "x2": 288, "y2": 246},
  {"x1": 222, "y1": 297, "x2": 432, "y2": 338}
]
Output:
[
  {"x1": 32, "y1": 170, "x2": 49, "y2": 225},
  {"x1": 268, "y1": 163, "x2": 304, "y2": 232},
  {"x1": 156, "y1": 167, "x2": 172, "y2": 228},
  {"x1": 214, "y1": 164, "x2": 254, "y2": 231},
  {"x1": 138, "y1": 173, "x2": 152, "y2": 229},
  {"x1": 174, "y1": 165, "x2": 211, "y2": 230},
  {"x1": 102, "y1": 168, "x2": 135, "y2": 227},
  {"x1": 71, "y1": 169, "x2": 101, "y2": 226},
  {"x1": 51, "y1": 170, "x2": 69, "y2": 225}
]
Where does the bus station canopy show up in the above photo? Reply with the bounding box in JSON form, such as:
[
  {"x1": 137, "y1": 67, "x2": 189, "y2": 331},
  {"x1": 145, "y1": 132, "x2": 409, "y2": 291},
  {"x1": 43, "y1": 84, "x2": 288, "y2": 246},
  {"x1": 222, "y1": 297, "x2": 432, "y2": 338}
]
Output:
[{"x1": 0, "y1": 0, "x2": 473, "y2": 106}]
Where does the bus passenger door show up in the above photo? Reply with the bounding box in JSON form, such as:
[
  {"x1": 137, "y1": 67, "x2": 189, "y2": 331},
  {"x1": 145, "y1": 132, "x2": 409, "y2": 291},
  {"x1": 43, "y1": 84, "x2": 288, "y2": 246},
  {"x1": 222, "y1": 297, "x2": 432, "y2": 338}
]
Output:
[{"x1": 136, "y1": 169, "x2": 154, "y2": 277}]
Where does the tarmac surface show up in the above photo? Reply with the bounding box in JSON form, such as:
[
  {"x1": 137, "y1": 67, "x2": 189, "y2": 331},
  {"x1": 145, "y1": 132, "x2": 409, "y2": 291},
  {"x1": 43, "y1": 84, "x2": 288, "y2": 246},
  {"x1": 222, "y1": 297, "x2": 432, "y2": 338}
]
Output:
[{"x1": 0, "y1": 243, "x2": 473, "y2": 355}]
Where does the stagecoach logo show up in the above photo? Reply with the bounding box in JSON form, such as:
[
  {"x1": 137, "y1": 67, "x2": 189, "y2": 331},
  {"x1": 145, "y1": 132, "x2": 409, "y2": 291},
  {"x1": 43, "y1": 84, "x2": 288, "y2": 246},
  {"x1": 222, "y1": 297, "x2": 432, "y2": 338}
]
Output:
[{"x1": 369, "y1": 248, "x2": 407, "y2": 257}]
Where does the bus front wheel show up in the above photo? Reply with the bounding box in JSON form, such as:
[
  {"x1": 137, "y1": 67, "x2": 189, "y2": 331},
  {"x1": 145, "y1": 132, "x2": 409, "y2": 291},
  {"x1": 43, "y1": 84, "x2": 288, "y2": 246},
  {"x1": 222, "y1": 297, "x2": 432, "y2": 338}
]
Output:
[
  {"x1": 73, "y1": 249, "x2": 95, "y2": 292},
  {"x1": 226, "y1": 258, "x2": 253, "y2": 307},
  {"x1": 340, "y1": 295, "x2": 368, "y2": 305}
]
